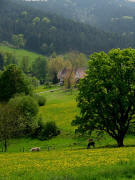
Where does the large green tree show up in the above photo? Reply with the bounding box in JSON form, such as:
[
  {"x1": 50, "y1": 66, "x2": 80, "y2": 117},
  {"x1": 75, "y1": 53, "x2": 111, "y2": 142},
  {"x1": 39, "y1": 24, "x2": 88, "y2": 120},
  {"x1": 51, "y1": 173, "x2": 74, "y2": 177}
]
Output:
[
  {"x1": 0, "y1": 95, "x2": 39, "y2": 152},
  {"x1": 0, "y1": 64, "x2": 32, "y2": 102},
  {"x1": 9, "y1": 95, "x2": 39, "y2": 135},
  {"x1": 72, "y1": 48, "x2": 135, "y2": 147},
  {"x1": 0, "y1": 104, "x2": 24, "y2": 152},
  {"x1": 32, "y1": 57, "x2": 48, "y2": 84},
  {"x1": 4, "y1": 52, "x2": 17, "y2": 66},
  {"x1": 48, "y1": 56, "x2": 65, "y2": 84},
  {"x1": 21, "y1": 56, "x2": 30, "y2": 74},
  {"x1": 63, "y1": 51, "x2": 88, "y2": 89}
]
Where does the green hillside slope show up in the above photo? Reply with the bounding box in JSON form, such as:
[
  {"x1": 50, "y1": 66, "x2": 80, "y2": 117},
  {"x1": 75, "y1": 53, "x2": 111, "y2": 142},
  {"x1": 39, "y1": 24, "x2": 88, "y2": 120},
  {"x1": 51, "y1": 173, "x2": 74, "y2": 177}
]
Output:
[
  {"x1": 0, "y1": 88, "x2": 135, "y2": 180},
  {"x1": 0, "y1": 0, "x2": 133, "y2": 55},
  {"x1": 0, "y1": 45, "x2": 43, "y2": 64},
  {"x1": 2, "y1": 87, "x2": 135, "y2": 153}
]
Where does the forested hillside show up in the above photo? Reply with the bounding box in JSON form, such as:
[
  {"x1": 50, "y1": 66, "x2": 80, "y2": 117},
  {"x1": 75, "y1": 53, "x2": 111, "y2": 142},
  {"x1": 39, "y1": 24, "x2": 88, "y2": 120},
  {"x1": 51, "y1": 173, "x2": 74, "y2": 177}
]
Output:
[
  {"x1": 21, "y1": 0, "x2": 135, "y2": 35},
  {"x1": 0, "y1": 0, "x2": 133, "y2": 55}
]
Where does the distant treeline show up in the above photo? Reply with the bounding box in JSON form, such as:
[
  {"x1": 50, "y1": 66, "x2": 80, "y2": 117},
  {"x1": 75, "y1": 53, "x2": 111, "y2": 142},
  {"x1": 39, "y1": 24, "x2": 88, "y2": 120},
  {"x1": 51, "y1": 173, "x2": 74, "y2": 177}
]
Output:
[
  {"x1": 0, "y1": 0, "x2": 133, "y2": 55},
  {"x1": 21, "y1": 0, "x2": 135, "y2": 34},
  {"x1": 0, "y1": 50, "x2": 88, "y2": 87}
]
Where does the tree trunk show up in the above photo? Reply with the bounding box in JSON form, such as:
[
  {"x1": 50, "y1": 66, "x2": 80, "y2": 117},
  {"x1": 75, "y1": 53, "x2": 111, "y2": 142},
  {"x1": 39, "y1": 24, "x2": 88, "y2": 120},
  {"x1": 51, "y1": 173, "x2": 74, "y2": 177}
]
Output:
[
  {"x1": 116, "y1": 136, "x2": 124, "y2": 147},
  {"x1": 67, "y1": 78, "x2": 71, "y2": 89},
  {"x1": 4, "y1": 139, "x2": 7, "y2": 152}
]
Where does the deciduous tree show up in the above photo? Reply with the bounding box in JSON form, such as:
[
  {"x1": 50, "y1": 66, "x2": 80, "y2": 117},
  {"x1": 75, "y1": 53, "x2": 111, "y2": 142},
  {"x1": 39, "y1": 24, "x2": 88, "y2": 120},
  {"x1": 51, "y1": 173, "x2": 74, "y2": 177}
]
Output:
[
  {"x1": 0, "y1": 95, "x2": 39, "y2": 152},
  {"x1": 48, "y1": 56, "x2": 65, "y2": 83},
  {"x1": 72, "y1": 48, "x2": 135, "y2": 147},
  {"x1": 32, "y1": 57, "x2": 48, "y2": 84},
  {"x1": 21, "y1": 56, "x2": 30, "y2": 74},
  {"x1": 64, "y1": 51, "x2": 87, "y2": 89},
  {"x1": 0, "y1": 64, "x2": 32, "y2": 102},
  {"x1": 9, "y1": 95, "x2": 39, "y2": 135},
  {"x1": 0, "y1": 104, "x2": 24, "y2": 152}
]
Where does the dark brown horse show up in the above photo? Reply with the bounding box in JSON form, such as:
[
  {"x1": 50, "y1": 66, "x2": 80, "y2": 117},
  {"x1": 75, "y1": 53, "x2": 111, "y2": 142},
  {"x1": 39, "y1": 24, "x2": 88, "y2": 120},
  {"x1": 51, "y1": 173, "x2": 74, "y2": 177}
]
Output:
[{"x1": 87, "y1": 139, "x2": 95, "y2": 149}]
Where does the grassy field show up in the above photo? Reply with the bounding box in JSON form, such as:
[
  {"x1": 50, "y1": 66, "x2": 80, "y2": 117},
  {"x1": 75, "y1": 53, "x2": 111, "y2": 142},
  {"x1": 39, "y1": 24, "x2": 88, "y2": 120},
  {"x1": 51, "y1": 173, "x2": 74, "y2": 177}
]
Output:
[
  {"x1": 40, "y1": 88, "x2": 78, "y2": 134},
  {"x1": 1, "y1": 87, "x2": 135, "y2": 179},
  {"x1": 0, "y1": 45, "x2": 44, "y2": 65},
  {"x1": 1, "y1": 147, "x2": 135, "y2": 179},
  {"x1": 5, "y1": 88, "x2": 121, "y2": 152}
]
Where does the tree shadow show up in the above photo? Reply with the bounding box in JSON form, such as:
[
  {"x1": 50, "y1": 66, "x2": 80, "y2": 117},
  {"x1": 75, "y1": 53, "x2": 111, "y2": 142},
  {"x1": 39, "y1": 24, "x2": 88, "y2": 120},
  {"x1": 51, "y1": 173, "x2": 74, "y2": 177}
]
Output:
[
  {"x1": 124, "y1": 144, "x2": 135, "y2": 148},
  {"x1": 70, "y1": 144, "x2": 135, "y2": 151}
]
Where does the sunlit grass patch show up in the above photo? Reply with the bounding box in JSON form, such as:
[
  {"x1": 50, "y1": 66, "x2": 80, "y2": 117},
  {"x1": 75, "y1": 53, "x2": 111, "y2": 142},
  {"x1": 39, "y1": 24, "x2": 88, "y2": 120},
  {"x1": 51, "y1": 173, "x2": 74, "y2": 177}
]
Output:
[
  {"x1": 1, "y1": 147, "x2": 135, "y2": 179},
  {"x1": 0, "y1": 45, "x2": 43, "y2": 64},
  {"x1": 0, "y1": 87, "x2": 135, "y2": 179},
  {"x1": 39, "y1": 89, "x2": 78, "y2": 134}
]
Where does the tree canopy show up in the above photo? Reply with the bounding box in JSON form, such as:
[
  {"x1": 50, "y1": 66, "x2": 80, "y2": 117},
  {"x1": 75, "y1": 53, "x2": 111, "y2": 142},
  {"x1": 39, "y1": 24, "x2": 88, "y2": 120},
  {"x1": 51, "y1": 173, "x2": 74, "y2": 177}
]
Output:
[
  {"x1": 0, "y1": 95, "x2": 39, "y2": 152},
  {"x1": 0, "y1": 64, "x2": 32, "y2": 102},
  {"x1": 0, "y1": 104, "x2": 23, "y2": 152},
  {"x1": 72, "y1": 48, "x2": 135, "y2": 147},
  {"x1": 9, "y1": 95, "x2": 39, "y2": 135},
  {"x1": 32, "y1": 57, "x2": 48, "y2": 84}
]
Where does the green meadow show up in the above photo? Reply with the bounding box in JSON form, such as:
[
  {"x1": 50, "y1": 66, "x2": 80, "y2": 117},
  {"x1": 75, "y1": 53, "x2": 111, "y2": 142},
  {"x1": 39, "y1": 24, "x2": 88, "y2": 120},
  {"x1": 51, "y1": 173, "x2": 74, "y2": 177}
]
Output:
[
  {"x1": 0, "y1": 21, "x2": 134, "y2": 180},
  {"x1": 0, "y1": 87, "x2": 135, "y2": 180},
  {"x1": 7, "y1": 88, "x2": 135, "y2": 149},
  {"x1": 1, "y1": 147, "x2": 135, "y2": 180},
  {"x1": 0, "y1": 45, "x2": 44, "y2": 64}
]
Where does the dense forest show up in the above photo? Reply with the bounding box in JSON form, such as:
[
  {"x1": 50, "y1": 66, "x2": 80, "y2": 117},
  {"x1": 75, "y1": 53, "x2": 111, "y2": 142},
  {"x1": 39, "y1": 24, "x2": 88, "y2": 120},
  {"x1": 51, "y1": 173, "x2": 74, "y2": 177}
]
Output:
[
  {"x1": 21, "y1": 0, "x2": 135, "y2": 35},
  {"x1": 0, "y1": 0, "x2": 133, "y2": 55}
]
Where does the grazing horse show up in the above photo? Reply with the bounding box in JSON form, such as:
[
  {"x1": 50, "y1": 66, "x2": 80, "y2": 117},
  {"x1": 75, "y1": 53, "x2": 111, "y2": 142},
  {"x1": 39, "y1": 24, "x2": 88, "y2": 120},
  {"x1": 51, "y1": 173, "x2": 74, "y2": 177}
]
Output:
[
  {"x1": 30, "y1": 147, "x2": 40, "y2": 152},
  {"x1": 87, "y1": 139, "x2": 95, "y2": 149}
]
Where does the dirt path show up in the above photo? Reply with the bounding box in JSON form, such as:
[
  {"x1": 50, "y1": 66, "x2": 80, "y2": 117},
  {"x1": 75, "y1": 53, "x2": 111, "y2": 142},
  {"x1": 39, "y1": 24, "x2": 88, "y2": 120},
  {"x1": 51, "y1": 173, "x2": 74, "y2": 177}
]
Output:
[{"x1": 37, "y1": 88, "x2": 61, "y2": 94}]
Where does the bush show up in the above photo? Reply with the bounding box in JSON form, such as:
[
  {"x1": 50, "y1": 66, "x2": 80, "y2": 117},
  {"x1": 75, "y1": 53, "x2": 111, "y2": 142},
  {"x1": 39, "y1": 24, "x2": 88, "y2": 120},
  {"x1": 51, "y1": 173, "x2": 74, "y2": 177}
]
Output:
[
  {"x1": 8, "y1": 95, "x2": 39, "y2": 136},
  {"x1": 34, "y1": 95, "x2": 46, "y2": 106},
  {"x1": 44, "y1": 82, "x2": 52, "y2": 89},
  {"x1": 33, "y1": 119, "x2": 60, "y2": 140},
  {"x1": 42, "y1": 121, "x2": 60, "y2": 139}
]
